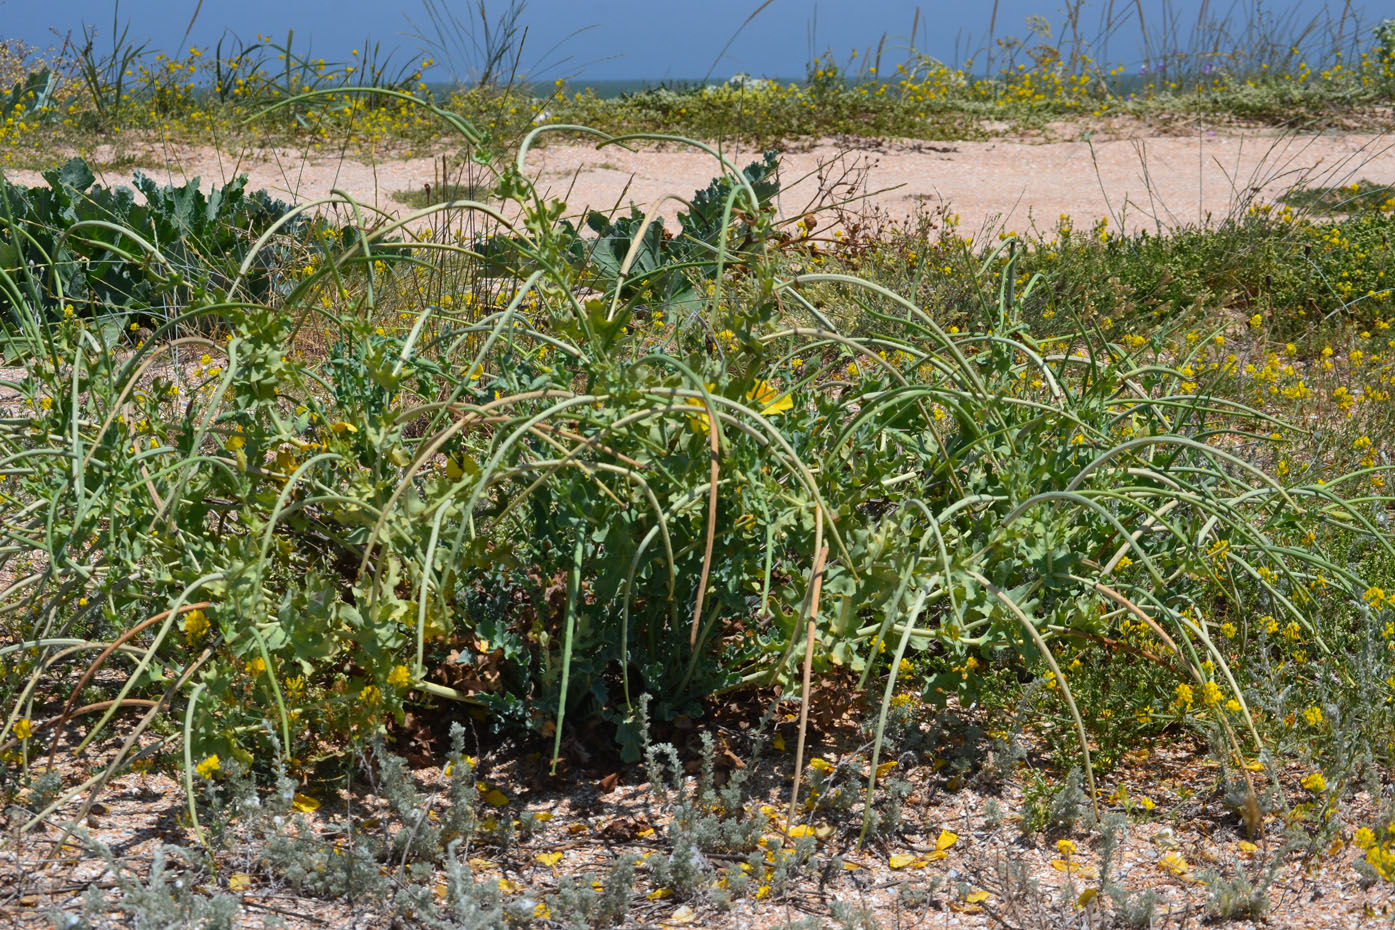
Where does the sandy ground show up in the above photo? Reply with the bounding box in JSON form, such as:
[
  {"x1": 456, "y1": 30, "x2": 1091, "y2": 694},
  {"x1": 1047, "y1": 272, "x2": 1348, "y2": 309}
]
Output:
[
  {"x1": 6, "y1": 125, "x2": 1395, "y2": 237},
  {"x1": 4, "y1": 731, "x2": 1392, "y2": 930}
]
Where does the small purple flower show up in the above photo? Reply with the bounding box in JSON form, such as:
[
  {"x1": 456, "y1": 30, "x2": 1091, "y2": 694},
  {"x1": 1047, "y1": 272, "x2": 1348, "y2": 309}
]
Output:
[{"x1": 1139, "y1": 64, "x2": 1150, "y2": 74}]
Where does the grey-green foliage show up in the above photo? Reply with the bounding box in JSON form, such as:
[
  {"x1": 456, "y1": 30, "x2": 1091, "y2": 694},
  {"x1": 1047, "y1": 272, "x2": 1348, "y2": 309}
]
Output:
[
  {"x1": 194, "y1": 738, "x2": 392, "y2": 901},
  {"x1": 1046, "y1": 768, "x2": 1089, "y2": 834},
  {"x1": 635, "y1": 697, "x2": 817, "y2": 903},
  {"x1": 544, "y1": 855, "x2": 637, "y2": 929},
  {"x1": 260, "y1": 819, "x2": 389, "y2": 900},
  {"x1": 829, "y1": 900, "x2": 882, "y2": 930},
  {"x1": 1200, "y1": 866, "x2": 1270, "y2": 920},
  {"x1": 1098, "y1": 814, "x2": 1158, "y2": 929},
  {"x1": 981, "y1": 797, "x2": 1004, "y2": 830},
  {"x1": 25, "y1": 769, "x2": 64, "y2": 816},
  {"x1": 407, "y1": 841, "x2": 508, "y2": 930},
  {"x1": 1108, "y1": 886, "x2": 1159, "y2": 929},
  {"x1": 651, "y1": 831, "x2": 712, "y2": 899},
  {"x1": 369, "y1": 722, "x2": 478, "y2": 863},
  {"x1": 861, "y1": 773, "x2": 912, "y2": 838},
  {"x1": 54, "y1": 845, "x2": 238, "y2": 930}
]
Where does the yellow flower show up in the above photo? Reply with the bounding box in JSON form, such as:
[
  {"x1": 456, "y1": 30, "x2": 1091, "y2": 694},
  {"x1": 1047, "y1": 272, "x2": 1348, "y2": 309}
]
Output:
[
  {"x1": 1303, "y1": 706, "x2": 1324, "y2": 726},
  {"x1": 1056, "y1": 839, "x2": 1077, "y2": 855},
  {"x1": 360, "y1": 684, "x2": 382, "y2": 704},
  {"x1": 1356, "y1": 827, "x2": 1377, "y2": 850},
  {"x1": 388, "y1": 664, "x2": 412, "y2": 689},
  {"x1": 746, "y1": 381, "x2": 793, "y2": 416},
  {"x1": 13, "y1": 718, "x2": 34, "y2": 741},
  {"x1": 244, "y1": 656, "x2": 267, "y2": 676},
  {"x1": 1174, "y1": 682, "x2": 1194, "y2": 709},
  {"x1": 195, "y1": 754, "x2": 221, "y2": 778},
  {"x1": 1200, "y1": 681, "x2": 1223, "y2": 705},
  {"x1": 183, "y1": 609, "x2": 210, "y2": 643},
  {"x1": 1300, "y1": 771, "x2": 1326, "y2": 793}
]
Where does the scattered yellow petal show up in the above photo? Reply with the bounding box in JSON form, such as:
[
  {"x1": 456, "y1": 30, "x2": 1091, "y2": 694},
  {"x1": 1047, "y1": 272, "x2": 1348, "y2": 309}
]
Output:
[
  {"x1": 875, "y1": 761, "x2": 898, "y2": 779},
  {"x1": 841, "y1": 861, "x2": 861, "y2": 871},
  {"x1": 291, "y1": 793, "x2": 320, "y2": 813},
  {"x1": 482, "y1": 788, "x2": 509, "y2": 807},
  {"x1": 498, "y1": 878, "x2": 519, "y2": 893},
  {"x1": 888, "y1": 853, "x2": 919, "y2": 870},
  {"x1": 754, "y1": 884, "x2": 771, "y2": 900},
  {"x1": 536, "y1": 852, "x2": 563, "y2": 867},
  {"x1": 567, "y1": 822, "x2": 587, "y2": 834},
  {"x1": 787, "y1": 824, "x2": 833, "y2": 840},
  {"x1": 648, "y1": 888, "x2": 674, "y2": 900},
  {"x1": 936, "y1": 829, "x2": 958, "y2": 852},
  {"x1": 1237, "y1": 841, "x2": 1259, "y2": 856},
  {"x1": 1159, "y1": 852, "x2": 1192, "y2": 878},
  {"x1": 964, "y1": 890, "x2": 990, "y2": 904},
  {"x1": 532, "y1": 811, "x2": 553, "y2": 822},
  {"x1": 808, "y1": 757, "x2": 834, "y2": 773},
  {"x1": 227, "y1": 873, "x2": 252, "y2": 892},
  {"x1": 1077, "y1": 888, "x2": 1100, "y2": 908},
  {"x1": 328, "y1": 421, "x2": 358, "y2": 434},
  {"x1": 669, "y1": 904, "x2": 697, "y2": 925},
  {"x1": 772, "y1": 733, "x2": 786, "y2": 751},
  {"x1": 467, "y1": 857, "x2": 493, "y2": 871},
  {"x1": 637, "y1": 827, "x2": 656, "y2": 838}
]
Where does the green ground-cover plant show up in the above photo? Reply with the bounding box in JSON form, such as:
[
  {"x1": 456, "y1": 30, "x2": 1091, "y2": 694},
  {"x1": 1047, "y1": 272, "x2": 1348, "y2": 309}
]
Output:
[
  {"x1": 1279, "y1": 179, "x2": 1395, "y2": 216},
  {"x1": 2, "y1": 87, "x2": 1392, "y2": 855},
  {"x1": 0, "y1": 156, "x2": 331, "y2": 333},
  {"x1": 806, "y1": 191, "x2": 1395, "y2": 793}
]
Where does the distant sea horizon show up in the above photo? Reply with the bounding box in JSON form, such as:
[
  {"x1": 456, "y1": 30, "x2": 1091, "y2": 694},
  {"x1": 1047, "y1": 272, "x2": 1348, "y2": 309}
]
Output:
[
  {"x1": 427, "y1": 71, "x2": 1162, "y2": 99},
  {"x1": 422, "y1": 78, "x2": 803, "y2": 99}
]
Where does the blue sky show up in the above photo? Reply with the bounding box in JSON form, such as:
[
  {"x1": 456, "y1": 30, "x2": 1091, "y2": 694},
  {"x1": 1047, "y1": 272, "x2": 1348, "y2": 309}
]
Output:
[{"x1": 1, "y1": 1, "x2": 1381, "y2": 82}]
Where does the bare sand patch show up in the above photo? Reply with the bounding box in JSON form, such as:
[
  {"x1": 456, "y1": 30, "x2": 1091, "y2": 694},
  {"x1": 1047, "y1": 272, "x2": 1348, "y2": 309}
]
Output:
[{"x1": 6, "y1": 127, "x2": 1395, "y2": 237}]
